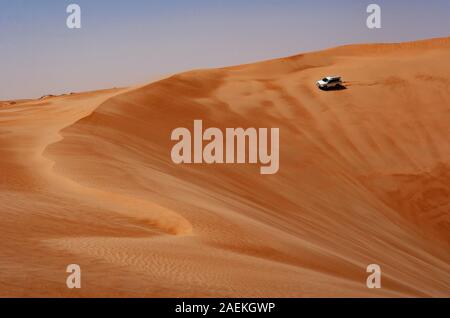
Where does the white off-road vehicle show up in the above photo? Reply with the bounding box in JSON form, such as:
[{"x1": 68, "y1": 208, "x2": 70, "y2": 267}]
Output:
[{"x1": 316, "y1": 76, "x2": 343, "y2": 89}]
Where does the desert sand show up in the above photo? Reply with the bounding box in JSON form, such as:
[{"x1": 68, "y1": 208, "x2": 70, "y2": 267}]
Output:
[{"x1": 0, "y1": 37, "x2": 449, "y2": 297}]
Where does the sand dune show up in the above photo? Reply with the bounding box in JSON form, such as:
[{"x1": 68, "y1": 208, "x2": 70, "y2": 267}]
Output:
[{"x1": 0, "y1": 37, "x2": 449, "y2": 297}]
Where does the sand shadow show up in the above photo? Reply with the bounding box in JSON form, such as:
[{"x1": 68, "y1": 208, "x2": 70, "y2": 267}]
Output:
[{"x1": 319, "y1": 84, "x2": 347, "y2": 91}]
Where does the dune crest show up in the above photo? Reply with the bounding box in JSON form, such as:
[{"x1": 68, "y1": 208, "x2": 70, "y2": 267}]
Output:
[{"x1": 1, "y1": 37, "x2": 449, "y2": 297}]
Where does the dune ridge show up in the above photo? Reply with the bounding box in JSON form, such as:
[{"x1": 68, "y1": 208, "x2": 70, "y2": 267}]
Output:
[{"x1": 0, "y1": 37, "x2": 449, "y2": 297}]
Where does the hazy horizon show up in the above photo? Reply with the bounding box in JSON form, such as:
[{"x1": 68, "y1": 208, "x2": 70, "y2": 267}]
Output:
[{"x1": 1, "y1": 0, "x2": 449, "y2": 100}]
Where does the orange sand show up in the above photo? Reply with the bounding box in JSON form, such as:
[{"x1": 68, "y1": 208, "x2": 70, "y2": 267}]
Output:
[{"x1": 0, "y1": 37, "x2": 449, "y2": 297}]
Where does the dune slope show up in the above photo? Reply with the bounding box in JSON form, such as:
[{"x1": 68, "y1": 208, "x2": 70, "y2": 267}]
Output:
[{"x1": 1, "y1": 37, "x2": 449, "y2": 297}]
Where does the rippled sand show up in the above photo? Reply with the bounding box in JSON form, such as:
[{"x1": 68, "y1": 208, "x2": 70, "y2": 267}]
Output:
[{"x1": 1, "y1": 37, "x2": 449, "y2": 297}]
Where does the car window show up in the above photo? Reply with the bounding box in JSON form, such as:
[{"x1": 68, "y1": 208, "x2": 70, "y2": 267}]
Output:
[{"x1": 322, "y1": 78, "x2": 328, "y2": 82}]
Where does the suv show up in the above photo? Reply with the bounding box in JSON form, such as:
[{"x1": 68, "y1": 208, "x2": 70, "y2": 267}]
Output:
[{"x1": 316, "y1": 76, "x2": 342, "y2": 90}]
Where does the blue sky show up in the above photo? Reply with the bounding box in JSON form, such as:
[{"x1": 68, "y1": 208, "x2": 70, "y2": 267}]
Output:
[{"x1": 1, "y1": 0, "x2": 449, "y2": 100}]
